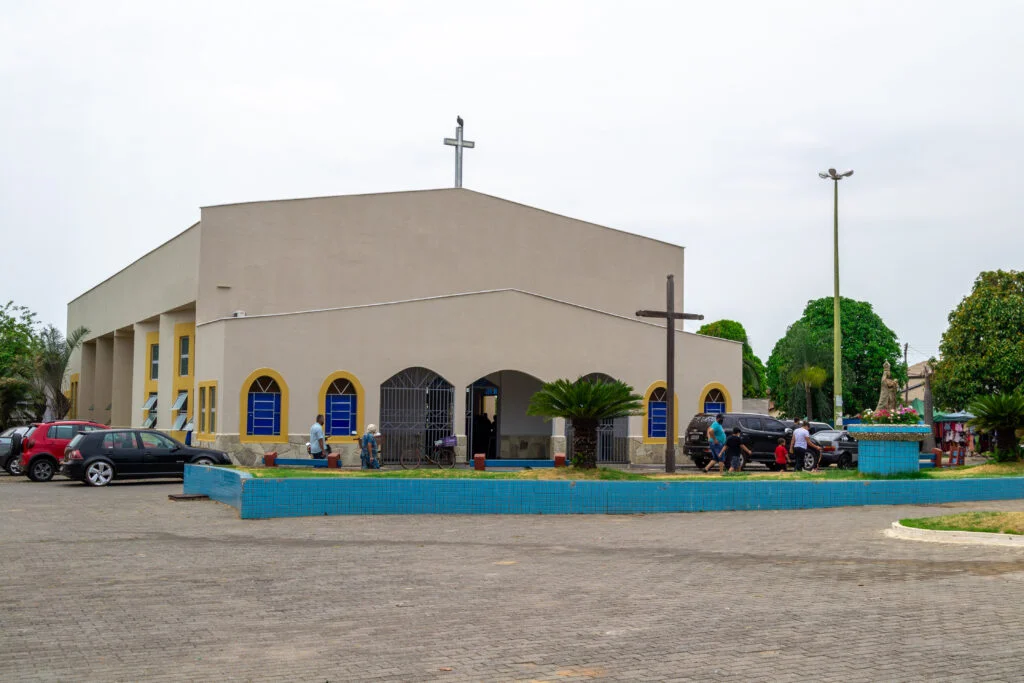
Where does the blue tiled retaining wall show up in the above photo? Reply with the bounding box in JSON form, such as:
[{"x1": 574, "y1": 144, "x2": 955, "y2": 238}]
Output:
[{"x1": 184, "y1": 466, "x2": 1024, "y2": 519}]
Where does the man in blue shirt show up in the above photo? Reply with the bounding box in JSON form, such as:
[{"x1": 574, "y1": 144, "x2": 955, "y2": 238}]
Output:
[
  {"x1": 703, "y1": 413, "x2": 728, "y2": 473},
  {"x1": 309, "y1": 414, "x2": 326, "y2": 459}
]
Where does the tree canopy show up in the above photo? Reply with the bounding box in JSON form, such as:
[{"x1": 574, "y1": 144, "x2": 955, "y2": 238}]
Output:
[
  {"x1": 766, "y1": 297, "x2": 903, "y2": 420},
  {"x1": 0, "y1": 302, "x2": 40, "y2": 429},
  {"x1": 696, "y1": 319, "x2": 766, "y2": 398},
  {"x1": 933, "y1": 270, "x2": 1024, "y2": 410}
]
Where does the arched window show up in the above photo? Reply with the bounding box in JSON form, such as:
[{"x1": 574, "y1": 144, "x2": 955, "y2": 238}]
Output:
[
  {"x1": 325, "y1": 378, "x2": 357, "y2": 438},
  {"x1": 643, "y1": 382, "x2": 679, "y2": 444},
  {"x1": 647, "y1": 387, "x2": 668, "y2": 438},
  {"x1": 704, "y1": 389, "x2": 726, "y2": 414},
  {"x1": 247, "y1": 375, "x2": 282, "y2": 436}
]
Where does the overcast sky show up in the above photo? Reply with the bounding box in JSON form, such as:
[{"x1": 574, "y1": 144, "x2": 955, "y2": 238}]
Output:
[{"x1": 2, "y1": 1, "x2": 1022, "y2": 364}]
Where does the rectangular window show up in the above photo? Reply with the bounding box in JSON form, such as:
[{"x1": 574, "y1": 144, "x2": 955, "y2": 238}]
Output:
[
  {"x1": 648, "y1": 401, "x2": 667, "y2": 439},
  {"x1": 150, "y1": 344, "x2": 159, "y2": 380},
  {"x1": 247, "y1": 392, "x2": 281, "y2": 436},
  {"x1": 178, "y1": 336, "x2": 190, "y2": 377},
  {"x1": 208, "y1": 386, "x2": 217, "y2": 433},
  {"x1": 69, "y1": 380, "x2": 79, "y2": 419},
  {"x1": 143, "y1": 392, "x2": 158, "y2": 428},
  {"x1": 325, "y1": 394, "x2": 357, "y2": 438},
  {"x1": 171, "y1": 391, "x2": 188, "y2": 412},
  {"x1": 198, "y1": 387, "x2": 207, "y2": 433},
  {"x1": 172, "y1": 413, "x2": 188, "y2": 430}
]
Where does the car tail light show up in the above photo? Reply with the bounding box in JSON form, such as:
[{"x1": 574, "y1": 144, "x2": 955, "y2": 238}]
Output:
[
  {"x1": 24, "y1": 438, "x2": 33, "y2": 450},
  {"x1": 822, "y1": 445, "x2": 835, "y2": 452},
  {"x1": 68, "y1": 450, "x2": 83, "y2": 461}
]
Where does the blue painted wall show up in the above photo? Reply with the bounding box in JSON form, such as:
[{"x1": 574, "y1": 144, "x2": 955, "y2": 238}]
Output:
[{"x1": 185, "y1": 466, "x2": 1024, "y2": 519}]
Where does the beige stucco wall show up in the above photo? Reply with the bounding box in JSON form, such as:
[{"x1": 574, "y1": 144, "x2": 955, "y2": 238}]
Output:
[
  {"x1": 196, "y1": 189, "x2": 684, "y2": 325},
  {"x1": 205, "y1": 290, "x2": 741, "y2": 448}
]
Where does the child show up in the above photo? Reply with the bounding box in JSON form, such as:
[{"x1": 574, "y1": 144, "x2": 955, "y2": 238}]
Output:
[
  {"x1": 722, "y1": 427, "x2": 752, "y2": 473},
  {"x1": 774, "y1": 437, "x2": 790, "y2": 472}
]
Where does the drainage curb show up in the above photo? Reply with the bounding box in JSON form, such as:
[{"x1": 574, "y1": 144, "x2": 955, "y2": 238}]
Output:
[{"x1": 885, "y1": 521, "x2": 1024, "y2": 547}]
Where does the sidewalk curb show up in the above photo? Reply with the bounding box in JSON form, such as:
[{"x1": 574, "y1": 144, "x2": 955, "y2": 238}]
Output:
[{"x1": 885, "y1": 521, "x2": 1024, "y2": 547}]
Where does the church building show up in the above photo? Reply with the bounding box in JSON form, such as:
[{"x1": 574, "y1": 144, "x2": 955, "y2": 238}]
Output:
[{"x1": 66, "y1": 188, "x2": 741, "y2": 465}]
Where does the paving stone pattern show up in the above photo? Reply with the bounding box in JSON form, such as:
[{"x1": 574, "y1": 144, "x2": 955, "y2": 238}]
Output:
[{"x1": 1, "y1": 473, "x2": 1023, "y2": 682}]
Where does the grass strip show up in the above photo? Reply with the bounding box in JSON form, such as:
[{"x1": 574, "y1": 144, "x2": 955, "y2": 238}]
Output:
[{"x1": 900, "y1": 511, "x2": 1024, "y2": 535}]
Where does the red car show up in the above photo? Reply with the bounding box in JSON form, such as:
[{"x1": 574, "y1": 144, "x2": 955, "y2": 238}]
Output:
[{"x1": 20, "y1": 421, "x2": 107, "y2": 482}]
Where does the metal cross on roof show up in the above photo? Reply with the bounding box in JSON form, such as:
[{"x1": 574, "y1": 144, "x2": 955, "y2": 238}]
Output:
[{"x1": 443, "y1": 115, "x2": 475, "y2": 188}]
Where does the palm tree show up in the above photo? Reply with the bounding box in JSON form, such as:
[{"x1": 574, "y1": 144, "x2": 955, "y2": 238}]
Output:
[
  {"x1": 527, "y1": 377, "x2": 643, "y2": 469},
  {"x1": 742, "y1": 356, "x2": 764, "y2": 396},
  {"x1": 780, "y1": 322, "x2": 831, "y2": 421},
  {"x1": 34, "y1": 325, "x2": 88, "y2": 420},
  {"x1": 968, "y1": 392, "x2": 1024, "y2": 459},
  {"x1": 790, "y1": 365, "x2": 828, "y2": 421}
]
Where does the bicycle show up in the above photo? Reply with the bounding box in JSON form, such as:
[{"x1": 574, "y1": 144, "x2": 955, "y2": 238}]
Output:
[{"x1": 400, "y1": 435, "x2": 457, "y2": 469}]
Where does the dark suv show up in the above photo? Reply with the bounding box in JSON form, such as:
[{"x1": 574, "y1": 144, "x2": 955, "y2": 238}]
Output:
[{"x1": 684, "y1": 413, "x2": 793, "y2": 470}]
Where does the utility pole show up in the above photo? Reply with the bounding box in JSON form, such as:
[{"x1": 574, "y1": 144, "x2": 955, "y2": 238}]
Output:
[
  {"x1": 904, "y1": 343, "x2": 910, "y2": 403},
  {"x1": 636, "y1": 275, "x2": 704, "y2": 473}
]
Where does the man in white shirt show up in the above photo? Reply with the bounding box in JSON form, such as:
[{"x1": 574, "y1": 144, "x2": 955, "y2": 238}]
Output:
[
  {"x1": 309, "y1": 414, "x2": 326, "y2": 459},
  {"x1": 790, "y1": 419, "x2": 822, "y2": 472}
]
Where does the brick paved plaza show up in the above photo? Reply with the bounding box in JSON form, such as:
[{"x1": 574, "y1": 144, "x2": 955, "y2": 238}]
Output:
[{"x1": 2, "y1": 473, "x2": 1023, "y2": 682}]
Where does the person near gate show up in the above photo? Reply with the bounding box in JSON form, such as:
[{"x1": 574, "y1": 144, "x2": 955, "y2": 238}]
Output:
[
  {"x1": 790, "y1": 419, "x2": 822, "y2": 472},
  {"x1": 703, "y1": 413, "x2": 728, "y2": 473},
  {"x1": 309, "y1": 414, "x2": 327, "y2": 459},
  {"x1": 360, "y1": 423, "x2": 381, "y2": 469}
]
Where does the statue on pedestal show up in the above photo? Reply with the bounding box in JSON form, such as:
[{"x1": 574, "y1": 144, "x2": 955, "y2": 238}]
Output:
[{"x1": 875, "y1": 360, "x2": 900, "y2": 412}]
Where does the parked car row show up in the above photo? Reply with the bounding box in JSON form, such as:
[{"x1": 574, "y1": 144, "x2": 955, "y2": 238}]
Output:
[
  {"x1": 683, "y1": 412, "x2": 858, "y2": 470},
  {"x1": 0, "y1": 420, "x2": 230, "y2": 487}
]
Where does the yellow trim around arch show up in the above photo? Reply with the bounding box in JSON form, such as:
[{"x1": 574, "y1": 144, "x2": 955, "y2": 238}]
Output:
[
  {"x1": 317, "y1": 371, "x2": 365, "y2": 444},
  {"x1": 642, "y1": 381, "x2": 679, "y2": 445},
  {"x1": 697, "y1": 382, "x2": 733, "y2": 414},
  {"x1": 239, "y1": 368, "x2": 290, "y2": 444}
]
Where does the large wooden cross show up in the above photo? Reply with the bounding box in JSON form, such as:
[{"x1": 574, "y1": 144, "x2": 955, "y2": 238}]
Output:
[{"x1": 636, "y1": 274, "x2": 703, "y2": 473}]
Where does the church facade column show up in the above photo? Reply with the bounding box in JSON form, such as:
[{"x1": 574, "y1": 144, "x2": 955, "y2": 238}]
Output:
[
  {"x1": 94, "y1": 336, "x2": 114, "y2": 426},
  {"x1": 111, "y1": 331, "x2": 134, "y2": 427},
  {"x1": 79, "y1": 341, "x2": 97, "y2": 422}
]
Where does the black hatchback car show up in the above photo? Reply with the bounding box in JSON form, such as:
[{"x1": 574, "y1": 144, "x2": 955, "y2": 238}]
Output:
[
  {"x1": 61, "y1": 429, "x2": 230, "y2": 487},
  {"x1": 684, "y1": 413, "x2": 793, "y2": 470}
]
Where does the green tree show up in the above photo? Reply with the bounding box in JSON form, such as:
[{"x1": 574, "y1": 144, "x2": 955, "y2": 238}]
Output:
[
  {"x1": 767, "y1": 297, "x2": 903, "y2": 419},
  {"x1": 766, "y1": 321, "x2": 833, "y2": 420},
  {"x1": 933, "y1": 270, "x2": 1024, "y2": 410},
  {"x1": 35, "y1": 325, "x2": 89, "y2": 420},
  {"x1": 968, "y1": 392, "x2": 1024, "y2": 460},
  {"x1": 527, "y1": 377, "x2": 643, "y2": 469},
  {"x1": 696, "y1": 319, "x2": 767, "y2": 398},
  {"x1": 0, "y1": 302, "x2": 40, "y2": 429}
]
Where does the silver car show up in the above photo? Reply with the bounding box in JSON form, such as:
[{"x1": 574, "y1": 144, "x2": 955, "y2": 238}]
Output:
[
  {"x1": 0, "y1": 426, "x2": 31, "y2": 475},
  {"x1": 807, "y1": 430, "x2": 858, "y2": 470}
]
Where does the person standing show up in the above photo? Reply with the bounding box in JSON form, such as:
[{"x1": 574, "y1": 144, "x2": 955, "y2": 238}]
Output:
[
  {"x1": 704, "y1": 413, "x2": 728, "y2": 473},
  {"x1": 790, "y1": 419, "x2": 821, "y2": 472},
  {"x1": 309, "y1": 414, "x2": 326, "y2": 460},
  {"x1": 722, "y1": 427, "x2": 752, "y2": 473},
  {"x1": 360, "y1": 423, "x2": 381, "y2": 469}
]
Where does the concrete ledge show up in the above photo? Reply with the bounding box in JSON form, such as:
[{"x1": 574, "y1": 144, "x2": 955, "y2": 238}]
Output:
[
  {"x1": 184, "y1": 466, "x2": 1024, "y2": 519},
  {"x1": 484, "y1": 459, "x2": 555, "y2": 468},
  {"x1": 885, "y1": 521, "x2": 1024, "y2": 547}
]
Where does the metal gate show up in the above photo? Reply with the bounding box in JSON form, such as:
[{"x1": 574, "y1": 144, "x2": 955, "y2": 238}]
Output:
[
  {"x1": 565, "y1": 416, "x2": 630, "y2": 464},
  {"x1": 379, "y1": 368, "x2": 455, "y2": 466}
]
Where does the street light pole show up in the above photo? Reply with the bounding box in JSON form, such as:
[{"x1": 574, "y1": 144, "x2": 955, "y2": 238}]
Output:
[{"x1": 818, "y1": 168, "x2": 854, "y2": 427}]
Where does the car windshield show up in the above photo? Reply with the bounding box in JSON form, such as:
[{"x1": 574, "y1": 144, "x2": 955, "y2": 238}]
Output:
[
  {"x1": 815, "y1": 430, "x2": 842, "y2": 440},
  {"x1": 67, "y1": 434, "x2": 84, "y2": 449},
  {"x1": 1, "y1": 427, "x2": 16, "y2": 437}
]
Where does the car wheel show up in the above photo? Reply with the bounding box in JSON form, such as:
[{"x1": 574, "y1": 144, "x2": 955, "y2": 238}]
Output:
[
  {"x1": 84, "y1": 461, "x2": 114, "y2": 487},
  {"x1": 5, "y1": 458, "x2": 22, "y2": 476},
  {"x1": 28, "y1": 458, "x2": 55, "y2": 482},
  {"x1": 803, "y1": 451, "x2": 817, "y2": 471},
  {"x1": 837, "y1": 453, "x2": 854, "y2": 470},
  {"x1": 194, "y1": 457, "x2": 214, "y2": 466}
]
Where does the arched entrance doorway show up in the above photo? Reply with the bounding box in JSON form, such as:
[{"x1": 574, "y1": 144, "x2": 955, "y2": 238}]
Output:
[
  {"x1": 565, "y1": 373, "x2": 630, "y2": 464},
  {"x1": 466, "y1": 371, "x2": 548, "y2": 460},
  {"x1": 379, "y1": 367, "x2": 455, "y2": 466}
]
